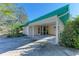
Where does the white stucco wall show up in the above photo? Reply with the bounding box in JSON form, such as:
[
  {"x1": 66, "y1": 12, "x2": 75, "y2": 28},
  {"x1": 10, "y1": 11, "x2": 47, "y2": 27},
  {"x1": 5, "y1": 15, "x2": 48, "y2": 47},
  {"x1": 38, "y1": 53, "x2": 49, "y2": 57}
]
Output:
[
  {"x1": 23, "y1": 26, "x2": 29, "y2": 35},
  {"x1": 48, "y1": 24, "x2": 56, "y2": 35},
  {"x1": 23, "y1": 16, "x2": 57, "y2": 36},
  {"x1": 58, "y1": 19, "x2": 64, "y2": 37}
]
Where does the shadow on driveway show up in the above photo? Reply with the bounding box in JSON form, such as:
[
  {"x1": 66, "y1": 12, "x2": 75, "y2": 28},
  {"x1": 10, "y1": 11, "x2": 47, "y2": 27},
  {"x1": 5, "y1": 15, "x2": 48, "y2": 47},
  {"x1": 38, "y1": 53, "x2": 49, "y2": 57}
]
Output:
[{"x1": 0, "y1": 36, "x2": 32, "y2": 54}]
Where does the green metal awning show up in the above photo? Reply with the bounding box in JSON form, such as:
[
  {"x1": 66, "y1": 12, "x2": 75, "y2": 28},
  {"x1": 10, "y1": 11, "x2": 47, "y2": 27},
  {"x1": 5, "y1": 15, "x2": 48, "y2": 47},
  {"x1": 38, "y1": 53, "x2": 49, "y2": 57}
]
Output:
[{"x1": 22, "y1": 4, "x2": 70, "y2": 27}]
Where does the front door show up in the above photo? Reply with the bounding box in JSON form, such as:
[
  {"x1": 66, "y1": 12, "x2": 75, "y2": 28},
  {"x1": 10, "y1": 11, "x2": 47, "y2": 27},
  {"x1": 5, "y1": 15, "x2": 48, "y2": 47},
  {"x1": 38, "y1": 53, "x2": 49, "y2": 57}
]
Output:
[
  {"x1": 43, "y1": 26, "x2": 48, "y2": 35},
  {"x1": 38, "y1": 25, "x2": 49, "y2": 35}
]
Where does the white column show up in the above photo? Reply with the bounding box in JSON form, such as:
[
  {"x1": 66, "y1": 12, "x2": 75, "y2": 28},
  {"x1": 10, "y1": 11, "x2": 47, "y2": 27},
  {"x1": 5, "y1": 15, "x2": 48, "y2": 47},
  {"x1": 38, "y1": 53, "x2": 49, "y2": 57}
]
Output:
[
  {"x1": 56, "y1": 18, "x2": 59, "y2": 44},
  {"x1": 41, "y1": 26, "x2": 42, "y2": 35},
  {"x1": 39, "y1": 26, "x2": 41, "y2": 37},
  {"x1": 41, "y1": 26, "x2": 43, "y2": 35},
  {"x1": 36, "y1": 26, "x2": 38, "y2": 35},
  {"x1": 32, "y1": 26, "x2": 35, "y2": 37},
  {"x1": 27, "y1": 26, "x2": 29, "y2": 35},
  {"x1": 29, "y1": 26, "x2": 31, "y2": 36}
]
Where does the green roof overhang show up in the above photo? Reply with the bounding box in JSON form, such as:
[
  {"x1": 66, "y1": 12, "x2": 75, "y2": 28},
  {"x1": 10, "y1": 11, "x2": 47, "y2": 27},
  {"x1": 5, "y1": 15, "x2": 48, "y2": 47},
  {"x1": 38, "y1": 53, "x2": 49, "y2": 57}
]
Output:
[{"x1": 22, "y1": 4, "x2": 70, "y2": 27}]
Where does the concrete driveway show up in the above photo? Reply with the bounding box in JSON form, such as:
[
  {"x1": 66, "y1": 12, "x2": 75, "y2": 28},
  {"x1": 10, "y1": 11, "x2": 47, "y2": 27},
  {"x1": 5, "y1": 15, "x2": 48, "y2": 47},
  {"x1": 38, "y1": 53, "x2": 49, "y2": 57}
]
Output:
[
  {"x1": 0, "y1": 36, "x2": 32, "y2": 54},
  {"x1": 0, "y1": 36, "x2": 79, "y2": 56}
]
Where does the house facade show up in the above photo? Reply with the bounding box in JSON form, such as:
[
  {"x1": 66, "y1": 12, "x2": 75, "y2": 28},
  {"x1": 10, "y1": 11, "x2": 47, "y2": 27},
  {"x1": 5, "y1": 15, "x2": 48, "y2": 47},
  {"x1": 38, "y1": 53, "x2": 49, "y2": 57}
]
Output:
[{"x1": 23, "y1": 5, "x2": 69, "y2": 44}]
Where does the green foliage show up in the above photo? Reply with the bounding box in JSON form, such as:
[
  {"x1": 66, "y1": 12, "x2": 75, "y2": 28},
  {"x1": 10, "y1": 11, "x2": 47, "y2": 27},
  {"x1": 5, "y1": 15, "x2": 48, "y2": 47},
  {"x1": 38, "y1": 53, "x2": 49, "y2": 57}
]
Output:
[
  {"x1": 0, "y1": 3, "x2": 27, "y2": 37},
  {"x1": 60, "y1": 16, "x2": 79, "y2": 48}
]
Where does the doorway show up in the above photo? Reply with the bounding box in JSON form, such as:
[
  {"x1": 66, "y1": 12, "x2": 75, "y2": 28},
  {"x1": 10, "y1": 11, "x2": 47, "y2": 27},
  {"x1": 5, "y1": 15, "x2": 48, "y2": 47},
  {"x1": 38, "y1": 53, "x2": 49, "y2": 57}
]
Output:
[{"x1": 38, "y1": 25, "x2": 49, "y2": 35}]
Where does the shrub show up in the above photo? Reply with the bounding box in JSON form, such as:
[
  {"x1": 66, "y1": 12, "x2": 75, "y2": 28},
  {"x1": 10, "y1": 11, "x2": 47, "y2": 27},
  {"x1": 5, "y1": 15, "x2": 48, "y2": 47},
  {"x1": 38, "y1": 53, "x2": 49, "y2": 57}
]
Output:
[
  {"x1": 60, "y1": 17, "x2": 79, "y2": 49},
  {"x1": 7, "y1": 22, "x2": 25, "y2": 37}
]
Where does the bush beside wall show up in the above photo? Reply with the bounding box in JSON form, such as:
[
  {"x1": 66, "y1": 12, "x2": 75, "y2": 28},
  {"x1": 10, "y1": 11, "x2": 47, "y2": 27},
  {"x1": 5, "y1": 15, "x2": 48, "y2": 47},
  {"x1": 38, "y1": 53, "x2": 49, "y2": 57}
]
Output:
[{"x1": 60, "y1": 16, "x2": 79, "y2": 49}]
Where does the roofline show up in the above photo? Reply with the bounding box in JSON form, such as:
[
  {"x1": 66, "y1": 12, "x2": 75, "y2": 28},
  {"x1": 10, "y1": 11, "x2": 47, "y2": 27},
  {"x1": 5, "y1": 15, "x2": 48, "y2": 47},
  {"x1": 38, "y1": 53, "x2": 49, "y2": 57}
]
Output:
[{"x1": 22, "y1": 4, "x2": 69, "y2": 27}]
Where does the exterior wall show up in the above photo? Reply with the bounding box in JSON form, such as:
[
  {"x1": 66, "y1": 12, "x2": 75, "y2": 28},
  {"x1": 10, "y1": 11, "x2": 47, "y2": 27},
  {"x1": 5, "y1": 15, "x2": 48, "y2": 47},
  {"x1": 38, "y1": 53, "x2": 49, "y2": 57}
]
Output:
[
  {"x1": 29, "y1": 26, "x2": 34, "y2": 36},
  {"x1": 48, "y1": 24, "x2": 56, "y2": 35},
  {"x1": 58, "y1": 19, "x2": 64, "y2": 37},
  {"x1": 23, "y1": 26, "x2": 29, "y2": 35},
  {"x1": 23, "y1": 23, "x2": 57, "y2": 36},
  {"x1": 23, "y1": 26, "x2": 34, "y2": 36},
  {"x1": 33, "y1": 26, "x2": 38, "y2": 35},
  {"x1": 33, "y1": 24, "x2": 56, "y2": 36},
  {"x1": 23, "y1": 26, "x2": 39, "y2": 36},
  {"x1": 23, "y1": 16, "x2": 57, "y2": 36}
]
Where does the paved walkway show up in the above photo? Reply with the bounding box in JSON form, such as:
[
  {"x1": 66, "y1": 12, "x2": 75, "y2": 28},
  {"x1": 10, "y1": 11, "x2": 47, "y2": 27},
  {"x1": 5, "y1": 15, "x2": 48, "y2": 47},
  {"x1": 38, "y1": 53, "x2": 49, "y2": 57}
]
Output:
[{"x1": 0, "y1": 36, "x2": 79, "y2": 56}]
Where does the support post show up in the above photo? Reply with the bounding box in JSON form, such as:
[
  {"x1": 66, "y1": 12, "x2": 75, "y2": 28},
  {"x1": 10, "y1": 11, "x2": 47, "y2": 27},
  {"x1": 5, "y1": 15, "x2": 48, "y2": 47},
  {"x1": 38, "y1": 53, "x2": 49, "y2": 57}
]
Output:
[
  {"x1": 56, "y1": 18, "x2": 59, "y2": 44},
  {"x1": 32, "y1": 26, "x2": 35, "y2": 37},
  {"x1": 27, "y1": 26, "x2": 29, "y2": 35}
]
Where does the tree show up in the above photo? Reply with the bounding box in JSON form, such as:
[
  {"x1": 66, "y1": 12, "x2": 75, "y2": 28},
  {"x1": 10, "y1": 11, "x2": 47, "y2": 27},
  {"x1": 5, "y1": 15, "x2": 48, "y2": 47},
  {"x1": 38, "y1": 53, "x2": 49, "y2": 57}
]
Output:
[{"x1": 0, "y1": 3, "x2": 27, "y2": 36}]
